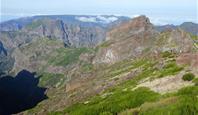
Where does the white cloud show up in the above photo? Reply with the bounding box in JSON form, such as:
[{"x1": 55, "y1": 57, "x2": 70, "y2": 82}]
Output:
[
  {"x1": 130, "y1": 14, "x2": 141, "y2": 18},
  {"x1": 75, "y1": 17, "x2": 97, "y2": 23},
  {"x1": 148, "y1": 16, "x2": 198, "y2": 25},
  {"x1": 97, "y1": 16, "x2": 118, "y2": 23},
  {"x1": 75, "y1": 16, "x2": 118, "y2": 23}
]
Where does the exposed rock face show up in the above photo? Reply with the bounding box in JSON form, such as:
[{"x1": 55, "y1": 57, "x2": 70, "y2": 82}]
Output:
[
  {"x1": 176, "y1": 53, "x2": 198, "y2": 73},
  {"x1": 0, "y1": 41, "x2": 7, "y2": 56},
  {"x1": 94, "y1": 15, "x2": 158, "y2": 64},
  {"x1": 0, "y1": 41, "x2": 14, "y2": 75},
  {"x1": 154, "y1": 29, "x2": 194, "y2": 53},
  {"x1": 4, "y1": 18, "x2": 106, "y2": 48},
  {"x1": 107, "y1": 15, "x2": 155, "y2": 40},
  {"x1": 22, "y1": 19, "x2": 66, "y2": 40},
  {"x1": 0, "y1": 15, "x2": 130, "y2": 48},
  {"x1": 94, "y1": 16, "x2": 195, "y2": 64}
]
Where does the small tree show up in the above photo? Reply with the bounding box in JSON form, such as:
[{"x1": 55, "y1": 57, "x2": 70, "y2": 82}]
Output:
[{"x1": 182, "y1": 73, "x2": 195, "y2": 81}]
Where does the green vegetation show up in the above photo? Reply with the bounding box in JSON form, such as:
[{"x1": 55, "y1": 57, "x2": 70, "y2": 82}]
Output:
[
  {"x1": 49, "y1": 59, "x2": 161, "y2": 115},
  {"x1": 155, "y1": 51, "x2": 183, "y2": 78},
  {"x1": 22, "y1": 40, "x2": 195, "y2": 115},
  {"x1": 107, "y1": 59, "x2": 148, "y2": 77},
  {"x1": 48, "y1": 47, "x2": 93, "y2": 66},
  {"x1": 158, "y1": 61, "x2": 183, "y2": 78},
  {"x1": 156, "y1": 32, "x2": 170, "y2": 47},
  {"x1": 62, "y1": 87, "x2": 160, "y2": 115},
  {"x1": 51, "y1": 86, "x2": 198, "y2": 115},
  {"x1": 48, "y1": 54, "x2": 190, "y2": 115},
  {"x1": 161, "y1": 51, "x2": 175, "y2": 58},
  {"x1": 26, "y1": 19, "x2": 44, "y2": 29},
  {"x1": 182, "y1": 73, "x2": 195, "y2": 81},
  {"x1": 39, "y1": 72, "x2": 65, "y2": 87},
  {"x1": 103, "y1": 58, "x2": 157, "y2": 79},
  {"x1": 80, "y1": 62, "x2": 94, "y2": 72},
  {"x1": 191, "y1": 35, "x2": 198, "y2": 41},
  {"x1": 121, "y1": 86, "x2": 198, "y2": 115},
  {"x1": 191, "y1": 35, "x2": 198, "y2": 49},
  {"x1": 193, "y1": 78, "x2": 198, "y2": 86}
]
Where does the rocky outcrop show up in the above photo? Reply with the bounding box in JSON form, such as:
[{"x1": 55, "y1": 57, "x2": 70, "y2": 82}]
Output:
[
  {"x1": 154, "y1": 29, "x2": 194, "y2": 53},
  {"x1": 94, "y1": 16, "x2": 195, "y2": 64},
  {"x1": 94, "y1": 15, "x2": 158, "y2": 64}
]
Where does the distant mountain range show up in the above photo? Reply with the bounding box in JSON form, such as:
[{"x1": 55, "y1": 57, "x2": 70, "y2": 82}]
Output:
[
  {"x1": 1, "y1": 15, "x2": 197, "y2": 34},
  {"x1": 155, "y1": 22, "x2": 198, "y2": 35},
  {"x1": 0, "y1": 15, "x2": 197, "y2": 50},
  {"x1": 0, "y1": 15, "x2": 130, "y2": 48}
]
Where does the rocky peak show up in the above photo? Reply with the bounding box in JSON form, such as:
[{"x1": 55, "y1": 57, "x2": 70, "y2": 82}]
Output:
[
  {"x1": 94, "y1": 16, "x2": 158, "y2": 64},
  {"x1": 107, "y1": 15, "x2": 155, "y2": 40},
  {"x1": 128, "y1": 15, "x2": 151, "y2": 29},
  {"x1": 94, "y1": 16, "x2": 195, "y2": 64}
]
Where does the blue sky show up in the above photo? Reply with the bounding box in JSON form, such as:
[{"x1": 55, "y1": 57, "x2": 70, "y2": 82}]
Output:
[{"x1": 0, "y1": 0, "x2": 197, "y2": 25}]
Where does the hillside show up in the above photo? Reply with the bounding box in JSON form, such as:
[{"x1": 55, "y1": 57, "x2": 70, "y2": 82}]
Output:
[
  {"x1": 155, "y1": 22, "x2": 198, "y2": 35},
  {"x1": 0, "y1": 15, "x2": 198, "y2": 115}
]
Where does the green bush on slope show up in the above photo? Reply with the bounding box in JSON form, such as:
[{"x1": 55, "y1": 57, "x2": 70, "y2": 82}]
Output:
[
  {"x1": 158, "y1": 62, "x2": 183, "y2": 78},
  {"x1": 182, "y1": 73, "x2": 195, "y2": 81}
]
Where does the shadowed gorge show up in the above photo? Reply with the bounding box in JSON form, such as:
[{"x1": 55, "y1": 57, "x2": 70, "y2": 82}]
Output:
[{"x1": 0, "y1": 70, "x2": 47, "y2": 115}]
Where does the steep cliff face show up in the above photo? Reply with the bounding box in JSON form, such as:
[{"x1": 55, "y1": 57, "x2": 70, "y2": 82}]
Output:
[
  {"x1": 94, "y1": 16, "x2": 158, "y2": 64},
  {"x1": 2, "y1": 18, "x2": 106, "y2": 48},
  {"x1": 94, "y1": 16, "x2": 195, "y2": 64},
  {"x1": 0, "y1": 15, "x2": 130, "y2": 48},
  {"x1": 0, "y1": 41, "x2": 14, "y2": 75}
]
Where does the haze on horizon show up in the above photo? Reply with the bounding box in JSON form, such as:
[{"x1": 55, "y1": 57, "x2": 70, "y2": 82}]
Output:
[{"x1": 0, "y1": 0, "x2": 197, "y2": 25}]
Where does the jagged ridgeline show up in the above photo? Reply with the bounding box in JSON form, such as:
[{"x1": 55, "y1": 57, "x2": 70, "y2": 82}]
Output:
[{"x1": 0, "y1": 15, "x2": 198, "y2": 115}]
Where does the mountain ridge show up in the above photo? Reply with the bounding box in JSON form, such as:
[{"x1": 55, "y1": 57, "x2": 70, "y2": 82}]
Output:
[{"x1": 0, "y1": 15, "x2": 198, "y2": 114}]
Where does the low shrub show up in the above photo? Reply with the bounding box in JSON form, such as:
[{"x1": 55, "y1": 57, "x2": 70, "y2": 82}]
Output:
[{"x1": 182, "y1": 73, "x2": 195, "y2": 81}]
